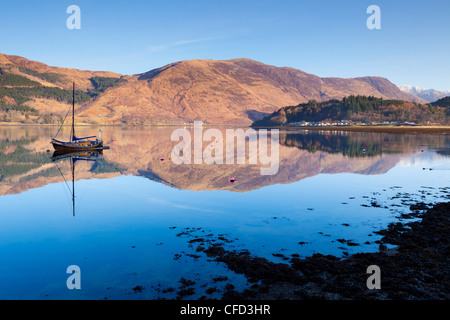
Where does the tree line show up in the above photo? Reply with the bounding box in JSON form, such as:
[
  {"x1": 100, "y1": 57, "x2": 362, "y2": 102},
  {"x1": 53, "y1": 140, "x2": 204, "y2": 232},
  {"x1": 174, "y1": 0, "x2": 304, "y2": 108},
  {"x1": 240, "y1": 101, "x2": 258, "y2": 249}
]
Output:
[
  {"x1": 0, "y1": 68, "x2": 127, "y2": 116},
  {"x1": 253, "y1": 95, "x2": 449, "y2": 126}
]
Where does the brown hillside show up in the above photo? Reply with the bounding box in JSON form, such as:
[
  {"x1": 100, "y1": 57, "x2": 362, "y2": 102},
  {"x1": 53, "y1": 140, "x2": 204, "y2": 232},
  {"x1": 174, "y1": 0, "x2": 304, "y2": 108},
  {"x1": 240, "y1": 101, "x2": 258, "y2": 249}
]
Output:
[
  {"x1": 80, "y1": 58, "x2": 425, "y2": 125},
  {"x1": 0, "y1": 53, "x2": 121, "y2": 90},
  {"x1": 0, "y1": 54, "x2": 426, "y2": 125}
]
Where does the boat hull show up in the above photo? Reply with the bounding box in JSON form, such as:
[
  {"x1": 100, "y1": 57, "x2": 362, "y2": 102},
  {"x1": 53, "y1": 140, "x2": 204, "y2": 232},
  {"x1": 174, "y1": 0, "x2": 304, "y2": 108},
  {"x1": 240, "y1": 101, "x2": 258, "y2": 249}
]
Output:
[{"x1": 52, "y1": 140, "x2": 104, "y2": 151}]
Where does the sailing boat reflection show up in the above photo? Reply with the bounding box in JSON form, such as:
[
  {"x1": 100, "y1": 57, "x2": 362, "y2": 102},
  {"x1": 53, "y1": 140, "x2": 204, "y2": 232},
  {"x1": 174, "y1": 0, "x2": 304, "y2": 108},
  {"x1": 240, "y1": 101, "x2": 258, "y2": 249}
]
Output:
[{"x1": 51, "y1": 149, "x2": 104, "y2": 217}]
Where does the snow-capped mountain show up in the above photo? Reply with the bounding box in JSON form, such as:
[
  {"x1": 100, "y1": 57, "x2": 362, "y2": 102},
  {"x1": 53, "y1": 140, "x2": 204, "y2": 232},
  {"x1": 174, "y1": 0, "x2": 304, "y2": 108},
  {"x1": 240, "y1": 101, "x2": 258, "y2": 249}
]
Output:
[{"x1": 399, "y1": 85, "x2": 450, "y2": 103}]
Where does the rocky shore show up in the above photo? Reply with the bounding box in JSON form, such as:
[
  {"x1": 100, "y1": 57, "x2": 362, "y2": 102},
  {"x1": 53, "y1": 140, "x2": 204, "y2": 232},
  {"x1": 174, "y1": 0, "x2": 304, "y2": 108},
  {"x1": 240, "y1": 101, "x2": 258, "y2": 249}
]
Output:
[{"x1": 198, "y1": 202, "x2": 449, "y2": 300}]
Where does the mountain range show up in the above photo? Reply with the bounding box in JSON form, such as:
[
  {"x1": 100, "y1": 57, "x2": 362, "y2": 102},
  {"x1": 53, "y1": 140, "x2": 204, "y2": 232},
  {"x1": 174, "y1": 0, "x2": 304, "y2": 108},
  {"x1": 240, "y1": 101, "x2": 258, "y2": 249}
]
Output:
[
  {"x1": 398, "y1": 85, "x2": 450, "y2": 103},
  {"x1": 0, "y1": 53, "x2": 429, "y2": 125}
]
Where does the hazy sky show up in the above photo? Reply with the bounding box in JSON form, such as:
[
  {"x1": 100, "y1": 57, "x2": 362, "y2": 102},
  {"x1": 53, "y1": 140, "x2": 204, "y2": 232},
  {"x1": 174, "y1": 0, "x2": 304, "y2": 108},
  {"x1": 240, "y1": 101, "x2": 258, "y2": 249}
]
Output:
[{"x1": 1, "y1": 0, "x2": 449, "y2": 91}]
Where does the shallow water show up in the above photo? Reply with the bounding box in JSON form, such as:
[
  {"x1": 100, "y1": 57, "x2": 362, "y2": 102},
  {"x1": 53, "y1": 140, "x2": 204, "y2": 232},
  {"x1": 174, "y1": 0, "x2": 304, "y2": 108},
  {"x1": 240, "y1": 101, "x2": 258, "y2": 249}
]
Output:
[{"x1": 0, "y1": 126, "x2": 448, "y2": 299}]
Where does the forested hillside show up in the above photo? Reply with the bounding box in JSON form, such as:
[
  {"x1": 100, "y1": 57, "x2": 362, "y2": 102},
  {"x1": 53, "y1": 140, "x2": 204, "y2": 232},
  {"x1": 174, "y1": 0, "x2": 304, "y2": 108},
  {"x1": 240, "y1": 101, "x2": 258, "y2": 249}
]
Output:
[{"x1": 252, "y1": 95, "x2": 449, "y2": 127}]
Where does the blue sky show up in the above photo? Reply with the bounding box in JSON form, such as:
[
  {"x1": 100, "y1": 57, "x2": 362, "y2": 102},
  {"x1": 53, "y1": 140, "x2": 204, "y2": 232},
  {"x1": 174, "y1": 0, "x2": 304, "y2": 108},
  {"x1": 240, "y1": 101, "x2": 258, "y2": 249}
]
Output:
[{"x1": 1, "y1": 0, "x2": 449, "y2": 90}]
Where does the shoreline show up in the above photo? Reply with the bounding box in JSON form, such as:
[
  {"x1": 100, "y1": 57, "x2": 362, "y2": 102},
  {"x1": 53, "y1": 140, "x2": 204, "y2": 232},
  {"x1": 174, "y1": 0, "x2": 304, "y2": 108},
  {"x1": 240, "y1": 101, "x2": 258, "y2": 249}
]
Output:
[
  {"x1": 254, "y1": 125, "x2": 450, "y2": 135},
  {"x1": 195, "y1": 201, "x2": 449, "y2": 300},
  {"x1": 2, "y1": 122, "x2": 450, "y2": 134},
  {"x1": 0, "y1": 123, "x2": 248, "y2": 128}
]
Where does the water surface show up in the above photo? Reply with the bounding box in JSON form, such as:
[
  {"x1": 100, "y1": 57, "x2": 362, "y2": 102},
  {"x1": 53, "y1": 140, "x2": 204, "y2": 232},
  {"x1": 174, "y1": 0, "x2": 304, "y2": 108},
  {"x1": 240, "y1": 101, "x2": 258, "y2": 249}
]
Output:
[{"x1": 0, "y1": 126, "x2": 448, "y2": 299}]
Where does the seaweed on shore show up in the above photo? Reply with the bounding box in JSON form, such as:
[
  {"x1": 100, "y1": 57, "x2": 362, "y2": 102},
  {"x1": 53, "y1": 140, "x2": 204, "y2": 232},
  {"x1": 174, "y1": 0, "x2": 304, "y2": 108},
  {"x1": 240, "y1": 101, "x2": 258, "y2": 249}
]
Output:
[
  {"x1": 209, "y1": 202, "x2": 450, "y2": 300},
  {"x1": 165, "y1": 201, "x2": 449, "y2": 300}
]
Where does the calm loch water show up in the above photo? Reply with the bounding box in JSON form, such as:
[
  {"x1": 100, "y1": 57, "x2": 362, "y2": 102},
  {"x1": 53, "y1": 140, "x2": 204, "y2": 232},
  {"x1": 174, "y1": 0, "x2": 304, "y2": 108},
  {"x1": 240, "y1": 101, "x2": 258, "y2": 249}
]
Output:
[{"x1": 0, "y1": 126, "x2": 449, "y2": 299}]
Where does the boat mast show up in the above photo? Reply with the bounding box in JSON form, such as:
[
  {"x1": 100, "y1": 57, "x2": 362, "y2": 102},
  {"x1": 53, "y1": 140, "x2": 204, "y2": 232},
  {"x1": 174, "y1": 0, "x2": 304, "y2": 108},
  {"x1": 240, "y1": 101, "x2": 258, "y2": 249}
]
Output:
[
  {"x1": 72, "y1": 82, "x2": 75, "y2": 142},
  {"x1": 72, "y1": 157, "x2": 75, "y2": 217}
]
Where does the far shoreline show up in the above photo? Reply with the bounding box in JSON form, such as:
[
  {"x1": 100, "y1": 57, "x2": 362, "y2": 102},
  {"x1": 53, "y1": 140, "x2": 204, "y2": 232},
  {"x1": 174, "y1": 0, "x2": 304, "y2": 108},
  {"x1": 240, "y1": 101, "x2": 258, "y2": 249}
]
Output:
[
  {"x1": 1, "y1": 122, "x2": 450, "y2": 134},
  {"x1": 252, "y1": 125, "x2": 450, "y2": 134}
]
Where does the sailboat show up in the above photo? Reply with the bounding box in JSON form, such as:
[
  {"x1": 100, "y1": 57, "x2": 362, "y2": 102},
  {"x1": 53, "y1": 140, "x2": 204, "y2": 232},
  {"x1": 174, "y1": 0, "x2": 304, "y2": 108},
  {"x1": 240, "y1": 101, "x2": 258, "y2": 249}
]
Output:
[{"x1": 51, "y1": 82, "x2": 104, "y2": 151}]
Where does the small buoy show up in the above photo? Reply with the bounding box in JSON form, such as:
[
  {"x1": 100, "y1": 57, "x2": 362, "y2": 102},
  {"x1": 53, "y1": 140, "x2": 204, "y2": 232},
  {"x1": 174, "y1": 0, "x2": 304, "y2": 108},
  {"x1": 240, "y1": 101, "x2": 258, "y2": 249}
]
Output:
[
  {"x1": 325, "y1": 136, "x2": 328, "y2": 140},
  {"x1": 421, "y1": 150, "x2": 424, "y2": 152},
  {"x1": 230, "y1": 177, "x2": 236, "y2": 184}
]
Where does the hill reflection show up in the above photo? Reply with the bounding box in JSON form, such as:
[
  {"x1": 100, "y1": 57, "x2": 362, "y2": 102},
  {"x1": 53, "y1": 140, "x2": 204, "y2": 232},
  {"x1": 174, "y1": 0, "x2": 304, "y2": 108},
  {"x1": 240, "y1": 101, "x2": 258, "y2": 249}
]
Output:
[{"x1": 0, "y1": 126, "x2": 448, "y2": 195}]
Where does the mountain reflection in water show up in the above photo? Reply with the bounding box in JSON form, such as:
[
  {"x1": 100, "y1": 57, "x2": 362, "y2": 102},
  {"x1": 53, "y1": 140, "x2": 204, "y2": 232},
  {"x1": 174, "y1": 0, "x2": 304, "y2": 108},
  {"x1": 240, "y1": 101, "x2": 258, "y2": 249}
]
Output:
[{"x1": 1, "y1": 126, "x2": 448, "y2": 195}]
